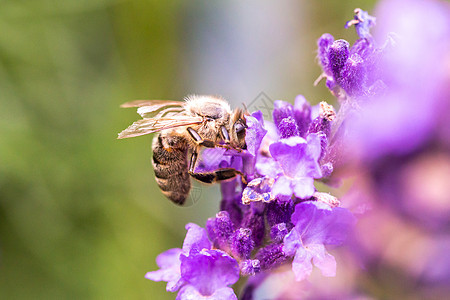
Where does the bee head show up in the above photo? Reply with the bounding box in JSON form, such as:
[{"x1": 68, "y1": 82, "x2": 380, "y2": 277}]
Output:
[{"x1": 230, "y1": 108, "x2": 248, "y2": 150}]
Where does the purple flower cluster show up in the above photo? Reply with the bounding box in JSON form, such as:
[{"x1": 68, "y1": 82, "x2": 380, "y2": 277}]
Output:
[
  {"x1": 316, "y1": 8, "x2": 393, "y2": 100},
  {"x1": 252, "y1": 99, "x2": 336, "y2": 200},
  {"x1": 146, "y1": 223, "x2": 239, "y2": 299},
  {"x1": 146, "y1": 95, "x2": 356, "y2": 298},
  {"x1": 316, "y1": 1, "x2": 450, "y2": 298}
]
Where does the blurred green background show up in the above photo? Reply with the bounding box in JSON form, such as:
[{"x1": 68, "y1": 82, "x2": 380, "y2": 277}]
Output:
[{"x1": 0, "y1": 0, "x2": 376, "y2": 299}]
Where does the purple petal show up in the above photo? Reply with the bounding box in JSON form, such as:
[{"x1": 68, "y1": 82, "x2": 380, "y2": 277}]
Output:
[
  {"x1": 350, "y1": 38, "x2": 375, "y2": 60},
  {"x1": 176, "y1": 285, "x2": 200, "y2": 300},
  {"x1": 290, "y1": 201, "x2": 356, "y2": 246},
  {"x1": 317, "y1": 33, "x2": 335, "y2": 76},
  {"x1": 269, "y1": 134, "x2": 322, "y2": 179},
  {"x1": 180, "y1": 249, "x2": 239, "y2": 296},
  {"x1": 271, "y1": 176, "x2": 293, "y2": 197},
  {"x1": 293, "y1": 95, "x2": 312, "y2": 137},
  {"x1": 245, "y1": 112, "x2": 267, "y2": 156},
  {"x1": 273, "y1": 100, "x2": 295, "y2": 128},
  {"x1": 145, "y1": 248, "x2": 184, "y2": 292},
  {"x1": 263, "y1": 120, "x2": 281, "y2": 141},
  {"x1": 309, "y1": 244, "x2": 337, "y2": 277},
  {"x1": 290, "y1": 243, "x2": 337, "y2": 281},
  {"x1": 292, "y1": 177, "x2": 315, "y2": 199},
  {"x1": 345, "y1": 9, "x2": 376, "y2": 39},
  {"x1": 182, "y1": 223, "x2": 212, "y2": 253},
  {"x1": 269, "y1": 136, "x2": 307, "y2": 177},
  {"x1": 282, "y1": 228, "x2": 302, "y2": 257},
  {"x1": 251, "y1": 110, "x2": 264, "y2": 123},
  {"x1": 291, "y1": 246, "x2": 313, "y2": 281},
  {"x1": 255, "y1": 156, "x2": 282, "y2": 178},
  {"x1": 306, "y1": 133, "x2": 323, "y2": 163},
  {"x1": 209, "y1": 287, "x2": 238, "y2": 300},
  {"x1": 195, "y1": 148, "x2": 230, "y2": 173},
  {"x1": 177, "y1": 285, "x2": 237, "y2": 300},
  {"x1": 155, "y1": 248, "x2": 183, "y2": 269}
]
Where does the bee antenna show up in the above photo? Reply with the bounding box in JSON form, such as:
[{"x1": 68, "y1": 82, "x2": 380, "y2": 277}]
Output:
[{"x1": 241, "y1": 103, "x2": 250, "y2": 115}]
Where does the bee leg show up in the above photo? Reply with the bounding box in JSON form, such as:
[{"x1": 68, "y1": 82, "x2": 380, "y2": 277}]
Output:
[
  {"x1": 187, "y1": 127, "x2": 216, "y2": 148},
  {"x1": 189, "y1": 168, "x2": 248, "y2": 185},
  {"x1": 189, "y1": 151, "x2": 198, "y2": 173},
  {"x1": 187, "y1": 127, "x2": 242, "y2": 152},
  {"x1": 220, "y1": 125, "x2": 230, "y2": 143}
]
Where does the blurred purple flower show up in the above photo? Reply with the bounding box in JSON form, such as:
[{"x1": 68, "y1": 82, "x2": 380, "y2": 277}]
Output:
[
  {"x1": 345, "y1": 8, "x2": 377, "y2": 39},
  {"x1": 345, "y1": 0, "x2": 450, "y2": 160},
  {"x1": 342, "y1": 0, "x2": 450, "y2": 232},
  {"x1": 283, "y1": 201, "x2": 356, "y2": 281},
  {"x1": 317, "y1": 9, "x2": 391, "y2": 99},
  {"x1": 325, "y1": 1, "x2": 450, "y2": 296}
]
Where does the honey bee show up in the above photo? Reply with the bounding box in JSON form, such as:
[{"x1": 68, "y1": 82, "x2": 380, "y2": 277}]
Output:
[{"x1": 118, "y1": 95, "x2": 248, "y2": 205}]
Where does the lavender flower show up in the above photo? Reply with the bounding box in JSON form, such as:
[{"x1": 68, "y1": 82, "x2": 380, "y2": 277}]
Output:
[
  {"x1": 178, "y1": 249, "x2": 239, "y2": 300},
  {"x1": 146, "y1": 94, "x2": 356, "y2": 298},
  {"x1": 269, "y1": 134, "x2": 322, "y2": 199},
  {"x1": 345, "y1": 8, "x2": 376, "y2": 39},
  {"x1": 146, "y1": 223, "x2": 240, "y2": 299},
  {"x1": 319, "y1": 1, "x2": 450, "y2": 297},
  {"x1": 244, "y1": 111, "x2": 267, "y2": 157},
  {"x1": 283, "y1": 201, "x2": 356, "y2": 281},
  {"x1": 145, "y1": 248, "x2": 184, "y2": 292},
  {"x1": 145, "y1": 223, "x2": 210, "y2": 292},
  {"x1": 346, "y1": 1, "x2": 450, "y2": 160},
  {"x1": 316, "y1": 8, "x2": 391, "y2": 100},
  {"x1": 250, "y1": 98, "x2": 337, "y2": 202}
]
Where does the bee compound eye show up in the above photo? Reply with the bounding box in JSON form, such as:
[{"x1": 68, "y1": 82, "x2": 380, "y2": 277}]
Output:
[{"x1": 235, "y1": 123, "x2": 245, "y2": 133}]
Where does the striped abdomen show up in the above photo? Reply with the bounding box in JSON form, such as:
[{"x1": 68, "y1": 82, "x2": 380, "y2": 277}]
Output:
[{"x1": 151, "y1": 133, "x2": 190, "y2": 205}]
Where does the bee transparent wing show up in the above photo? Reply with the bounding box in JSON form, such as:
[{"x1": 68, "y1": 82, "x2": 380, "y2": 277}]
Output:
[
  {"x1": 120, "y1": 100, "x2": 183, "y2": 108},
  {"x1": 121, "y1": 100, "x2": 184, "y2": 118},
  {"x1": 117, "y1": 116, "x2": 203, "y2": 139}
]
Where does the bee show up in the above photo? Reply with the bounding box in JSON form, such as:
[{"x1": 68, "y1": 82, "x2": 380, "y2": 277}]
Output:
[{"x1": 118, "y1": 95, "x2": 248, "y2": 205}]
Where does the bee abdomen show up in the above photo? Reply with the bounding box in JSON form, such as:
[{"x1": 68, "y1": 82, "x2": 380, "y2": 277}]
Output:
[{"x1": 152, "y1": 133, "x2": 191, "y2": 205}]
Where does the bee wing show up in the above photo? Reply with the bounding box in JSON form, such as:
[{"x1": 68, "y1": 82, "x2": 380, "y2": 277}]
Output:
[
  {"x1": 120, "y1": 100, "x2": 183, "y2": 108},
  {"x1": 121, "y1": 100, "x2": 184, "y2": 118},
  {"x1": 117, "y1": 116, "x2": 203, "y2": 139}
]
